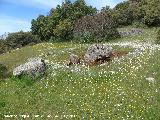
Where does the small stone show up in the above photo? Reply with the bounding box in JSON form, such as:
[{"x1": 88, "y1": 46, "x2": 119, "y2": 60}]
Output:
[{"x1": 67, "y1": 54, "x2": 80, "y2": 66}]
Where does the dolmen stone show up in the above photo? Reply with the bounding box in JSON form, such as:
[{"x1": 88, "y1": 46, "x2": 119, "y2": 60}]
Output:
[
  {"x1": 13, "y1": 57, "x2": 45, "y2": 77},
  {"x1": 84, "y1": 44, "x2": 112, "y2": 65}
]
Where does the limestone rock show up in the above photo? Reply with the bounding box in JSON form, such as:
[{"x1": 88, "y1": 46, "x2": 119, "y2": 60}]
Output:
[
  {"x1": 84, "y1": 44, "x2": 112, "y2": 65},
  {"x1": 119, "y1": 28, "x2": 143, "y2": 36},
  {"x1": 13, "y1": 57, "x2": 45, "y2": 77}
]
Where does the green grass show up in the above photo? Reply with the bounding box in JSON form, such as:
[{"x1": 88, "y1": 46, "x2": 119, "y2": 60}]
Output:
[{"x1": 0, "y1": 27, "x2": 160, "y2": 119}]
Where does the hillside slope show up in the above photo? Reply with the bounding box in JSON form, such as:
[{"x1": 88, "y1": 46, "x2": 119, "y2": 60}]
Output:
[{"x1": 0, "y1": 27, "x2": 160, "y2": 119}]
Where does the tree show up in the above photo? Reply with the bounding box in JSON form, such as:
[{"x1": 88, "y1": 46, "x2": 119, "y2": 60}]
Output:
[
  {"x1": 142, "y1": 0, "x2": 160, "y2": 26},
  {"x1": 53, "y1": 19, "x2": 73, "y2": 40},
  {"x1": 31, "y1": 0, "x2": 97, "y2": 41},
  {"x1": 129, "y1": 0, "x2": 142, "y2": 3},
  {"x1": 0, "y1": 41, "x2": 8, "y2": 54},
  {"x1": 73, "y1": 11, "x2": 120, "y2": 41},
  {"x1": 113, "y1": 1, "x2": 134, "y2": 26},
  {"x1": 101, "y1": 5, "x2": 110, "y2": 12},
  {"x1": 112, "y1": 0, "x2": 160, "y2": 27},
  {"x1": 31, "y1": 15, "x2": 48, "y2": 40}
]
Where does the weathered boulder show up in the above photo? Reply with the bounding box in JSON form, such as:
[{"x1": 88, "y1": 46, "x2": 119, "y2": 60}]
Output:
[
  {"x1": 67, "y1": 54, "x2": 80, "y2": 66},
  {"x1": 84, "y1": 44, "x2": 112, "y2": 65},
  {"x1": 13, "y1": 57, "x2": 45, "y2": 77}
]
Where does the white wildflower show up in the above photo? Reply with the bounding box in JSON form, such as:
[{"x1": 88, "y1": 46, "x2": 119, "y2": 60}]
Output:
[{"x1": 146, "y1": 77, "x2": 155, "y2": 84}]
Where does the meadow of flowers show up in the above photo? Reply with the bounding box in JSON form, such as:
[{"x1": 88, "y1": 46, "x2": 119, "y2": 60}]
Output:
[{"x1": 0, "y1": 27, "x2": 160, "y2": 119}]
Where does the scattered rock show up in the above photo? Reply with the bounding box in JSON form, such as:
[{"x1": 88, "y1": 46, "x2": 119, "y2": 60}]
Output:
[
  {"x1": 13, "y1": 57, "x2": 46, "y2": 77},
  {"x1": 119, "y1": 28, "x2": 143, "y2": 36},
  {"x1": 84, "y1": 44, "x2": 112, "y2": 65},
  {"x1": 67, "y1": 54, "x2": 80, "y2": 66}
]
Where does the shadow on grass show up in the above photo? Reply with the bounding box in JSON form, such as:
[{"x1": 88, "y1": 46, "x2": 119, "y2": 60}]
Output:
[
  {"x1": 10, "y1": 75, "x2": 41, "y2": 88},
  {"x1": 0, "y1": 63, "x2": 12, "y2": 82}
]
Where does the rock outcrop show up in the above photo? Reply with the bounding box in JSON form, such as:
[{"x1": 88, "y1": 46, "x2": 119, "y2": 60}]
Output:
[
  {"x1": 119, "y1": 29, "x2": 143, "y2": 36},
  {"x1": 13, "y1": 57, "x2": 45, "y2": 77},
  {"x1": 84, "y1": 44, "x2": 112, "y2": 65}
]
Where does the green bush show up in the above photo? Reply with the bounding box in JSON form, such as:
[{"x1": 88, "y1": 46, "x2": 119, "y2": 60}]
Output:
[
  {"x1": 11, "y1": 75, "x2": 35, "y2": 87},
  {"x1": 5, "y1": 31, "x2": 41, "y2": 49},
  {"x1": 0, "y1": 63, "x2": 8, "y2": 79},
  {"x1": 155, "y1": 29, "x2": 160, "y2": 44},
  {"x1": 74, "y1": 31, "x2": 95, "y2": 43},
  {"x1": 0, "y1": 31, "x2": 41, "y2": 54}
]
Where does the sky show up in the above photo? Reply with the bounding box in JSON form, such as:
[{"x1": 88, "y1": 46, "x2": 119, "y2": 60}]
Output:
[{"x1": 0, "y1": 0, "x2": 124, "y2": 35}]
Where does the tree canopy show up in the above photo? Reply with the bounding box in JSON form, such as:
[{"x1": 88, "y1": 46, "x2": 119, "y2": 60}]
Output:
[
  {"x1": 112, "y1": 0, "x2": 160, "y2": 26},
  {"x1": 31, "y1": 0, "x2": 97, "y2": 41}
]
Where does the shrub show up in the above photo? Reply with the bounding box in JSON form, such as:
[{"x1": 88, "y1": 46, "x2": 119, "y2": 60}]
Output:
[
  {"x1": 0, "y1": 31, "x2": 41, "y2": 54},
  {"x1": 0, "y1": 63, "x2": 8, "y2": 79},
  {"x1": 5, "y1": 31, "x2": 41, "y2": 49},
  {"x1": 73, "y1": 12, "x2": 120, "y2": 42},
  {"x1": 155, "y1": 29, "x2": 160, "y2": 44},
  {"x1": 72, "y1": 31, "x2": 95, "y2": 43},
  {"x1": 11, "y1": 75, "x2": 35, "y2": 87}
]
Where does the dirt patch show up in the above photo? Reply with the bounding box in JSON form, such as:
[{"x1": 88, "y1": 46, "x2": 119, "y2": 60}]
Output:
[
  {"x1": 67, "y1": 51, "x2": 129, "y2": 66},
  {"x1": 111, "y1": 51, "x2": 128, "y2": 58},
  {"x1": 89, "y1": 51, "x2": 128, "y2": 66}
]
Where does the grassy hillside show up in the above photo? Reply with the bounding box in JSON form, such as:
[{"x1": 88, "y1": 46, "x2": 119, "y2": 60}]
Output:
[{"x1": 0, "y1": 27, "x2": 160, "y2": 119}]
